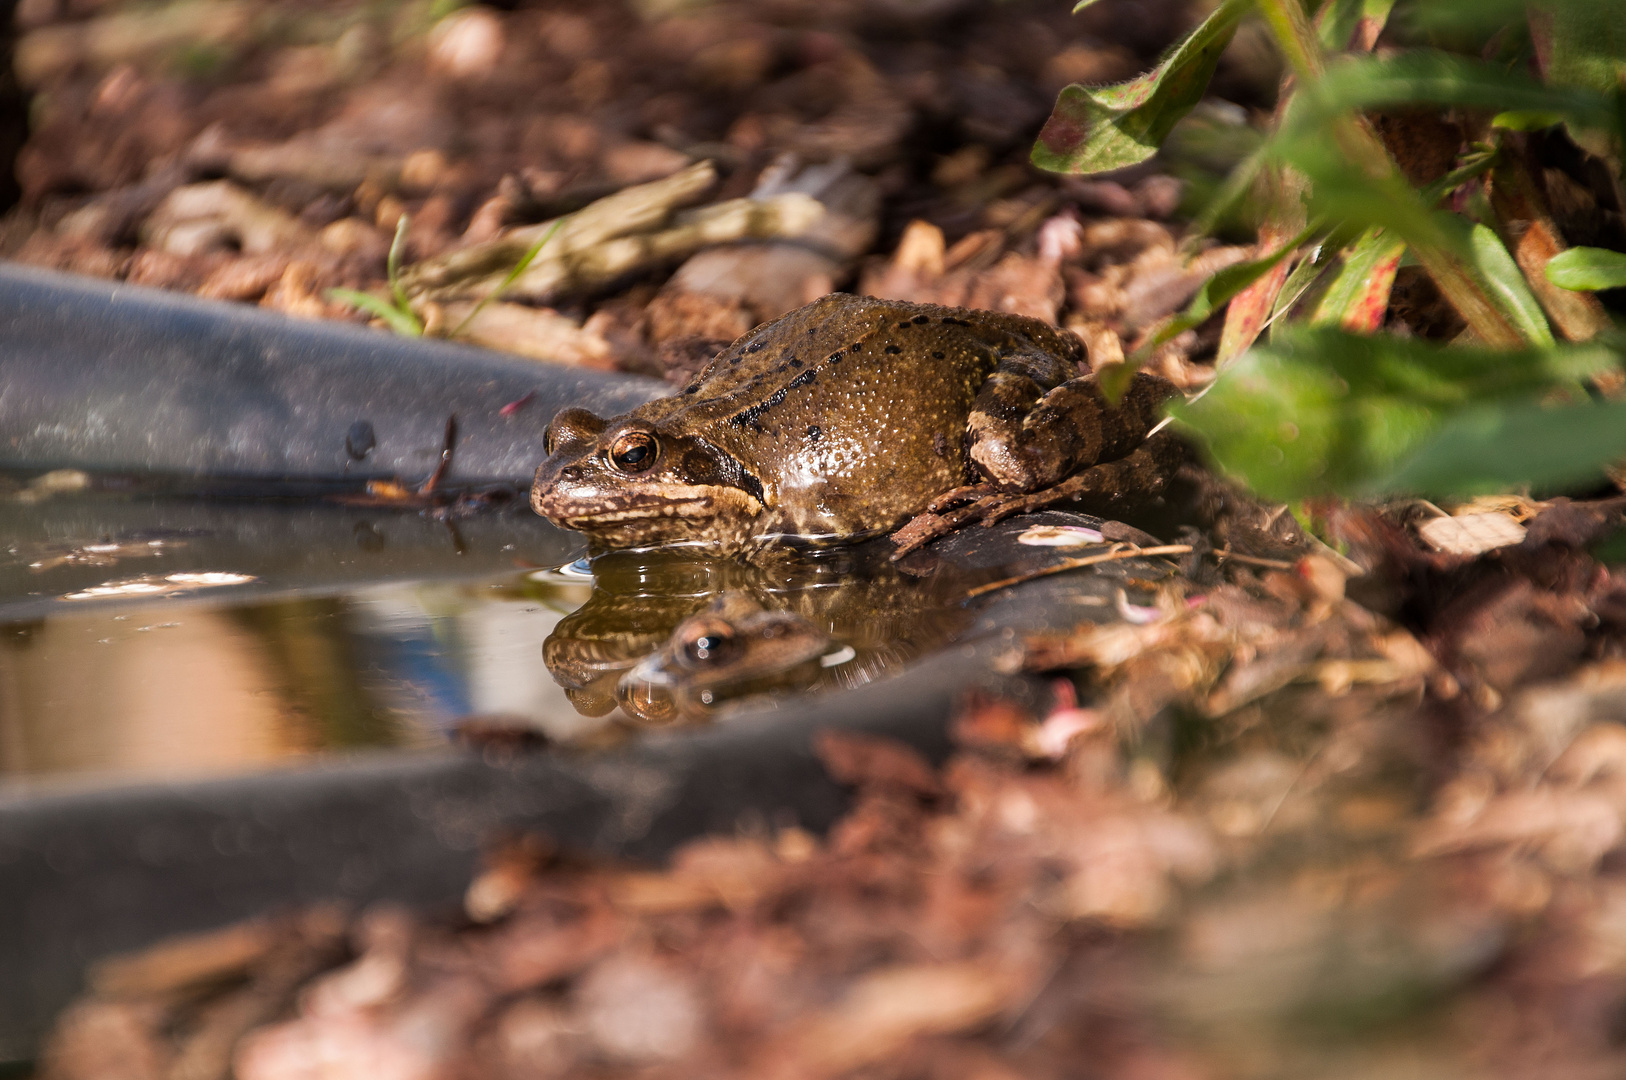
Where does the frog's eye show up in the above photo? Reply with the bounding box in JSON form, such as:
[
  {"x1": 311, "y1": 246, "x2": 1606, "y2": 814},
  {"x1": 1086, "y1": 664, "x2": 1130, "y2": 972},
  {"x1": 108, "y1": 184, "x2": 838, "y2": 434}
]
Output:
[
  {"x1": 542, "y1": 425, "x2": 556, "y2": 456},
  {"x1": 678, "y1": 620, "x2": 737, "y2": 668},
  {"x1": 608, "y1": 431, "x2": 659, "y2": 473}
]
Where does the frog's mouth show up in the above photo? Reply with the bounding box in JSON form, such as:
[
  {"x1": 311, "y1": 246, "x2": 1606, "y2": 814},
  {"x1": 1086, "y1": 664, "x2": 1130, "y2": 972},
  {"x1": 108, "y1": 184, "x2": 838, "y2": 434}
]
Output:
[{"x1": 532, "y1": 479, "x2": 765, "y2": 539}]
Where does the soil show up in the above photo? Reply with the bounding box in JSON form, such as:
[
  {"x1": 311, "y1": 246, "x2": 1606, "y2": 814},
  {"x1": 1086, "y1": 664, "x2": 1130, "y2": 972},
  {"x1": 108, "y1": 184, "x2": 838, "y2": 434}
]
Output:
[{"x1": 13, "y1": 1, "x2": 1626, "y2": 1077}]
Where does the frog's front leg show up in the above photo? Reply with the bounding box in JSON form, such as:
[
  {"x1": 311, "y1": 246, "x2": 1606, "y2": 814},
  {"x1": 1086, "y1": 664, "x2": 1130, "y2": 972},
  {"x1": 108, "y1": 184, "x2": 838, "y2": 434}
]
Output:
[{"x1": 966, "y1": 361, "x2": 1177, "y2": 492}]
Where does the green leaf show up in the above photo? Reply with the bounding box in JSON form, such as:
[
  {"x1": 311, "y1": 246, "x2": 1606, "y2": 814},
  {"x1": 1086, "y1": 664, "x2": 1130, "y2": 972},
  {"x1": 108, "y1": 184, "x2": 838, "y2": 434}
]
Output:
[
  {"x1": 1172, "y1": 328, "x2": 1622, "y2": 500},
  {"x1": 1033, "y1": 0, "x2": 1247, "y2": 175},
  {"x1": 1491, "y1": 110, "x2": 1566, "y2": 131},
  {"x1": 1375, "y1": 398, "x2": 1626, "y2": 496},
  {"x1": 1528, "y1": 0, "x2": 1626, "y2": 95},
  {"x1": 1467, "y1": 223, "x2": 1554, "y2": 346},
  {"x1": 1418, "y1": 148, "x2": 1499, "y2": 205},
  {"x1": 326, "y1": 288, "x2": 423, "y2": 338},
  {"x1": 1310, "y1": 226, "x2": 1406, "y2": 332},
  {"x1": 1546, "y1": 246, "x2": 1626, "y2": 291},
  {"x1": 1271, "y1": 129, "x2": 1457, "y2": 253},
  {"x1": 1283, "y1": 50, "x2": 1618, "y2": 134},
  {"x1": 1144, "y1": 225, "x2": 1317, "y2": 350},
  {"x1": 1268, "y1": 241, "x2": 1336, "y2": 332},
  {"x1": 1316, "y1": 0, "x2": 1396, "y2": 52}
]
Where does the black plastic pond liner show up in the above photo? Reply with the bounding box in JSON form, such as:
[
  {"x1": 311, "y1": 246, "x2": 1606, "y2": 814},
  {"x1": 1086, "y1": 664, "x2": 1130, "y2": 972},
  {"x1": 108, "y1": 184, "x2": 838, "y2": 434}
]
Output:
[
  {"x1": 0, "y1": 265, "x2": 1170, "y2": 1063},
  {"x1": 0, "y1": 657, "x2": 966, "y2": 1063},
  {"x1": 0, "y1": 262, "x2": 666, "y2": 484},
  {"x1": 0, "y1": 549, "x2": 1124, "y2": 1064}
]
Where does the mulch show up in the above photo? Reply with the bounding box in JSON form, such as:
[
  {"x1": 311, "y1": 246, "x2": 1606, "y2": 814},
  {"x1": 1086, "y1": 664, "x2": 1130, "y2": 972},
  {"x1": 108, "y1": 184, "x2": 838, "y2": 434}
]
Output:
[{"x1": 13, "y1": 1, "x2": 1626, "y2": 1076}]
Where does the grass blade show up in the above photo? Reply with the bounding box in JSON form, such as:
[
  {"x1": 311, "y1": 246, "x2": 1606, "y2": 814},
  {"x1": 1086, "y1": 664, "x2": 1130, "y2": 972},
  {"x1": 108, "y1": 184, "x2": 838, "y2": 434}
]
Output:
[
  {"x1": 327, "y1": 288, "x2": 424, "y2": 337},
  {"x1": 450, "y1": 215, "x2": 570, "y2": 339},
  {"x1": 386, "y1": 214, "x2": 412, "y2": 313}
]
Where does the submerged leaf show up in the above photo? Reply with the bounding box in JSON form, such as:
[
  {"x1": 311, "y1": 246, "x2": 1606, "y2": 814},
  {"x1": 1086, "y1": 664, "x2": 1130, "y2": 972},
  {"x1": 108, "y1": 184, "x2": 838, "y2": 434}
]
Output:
[
  {"x1": 1033, "y1": 0, "x2": 1246, "y2": 175},
  {"x1": 1546, "y1": 247, "x2": 1626, "y2": 291}
]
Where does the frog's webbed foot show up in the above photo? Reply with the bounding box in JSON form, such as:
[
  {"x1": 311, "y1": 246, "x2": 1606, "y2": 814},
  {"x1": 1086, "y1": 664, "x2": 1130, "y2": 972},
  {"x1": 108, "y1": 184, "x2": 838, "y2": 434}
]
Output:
[{"x1": 889, "y1": 432, "x2": 1185, "y2": 559}]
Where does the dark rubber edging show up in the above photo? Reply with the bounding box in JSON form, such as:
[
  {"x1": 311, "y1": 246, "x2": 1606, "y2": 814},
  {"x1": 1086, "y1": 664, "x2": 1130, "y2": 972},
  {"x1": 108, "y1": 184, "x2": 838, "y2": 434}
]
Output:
[
  {"x1": 0, "y1": 645, "x2": 980, "y2": 1064},
  {"x1": 0, "y1": 262, "x2": 666, "y2": 484}
]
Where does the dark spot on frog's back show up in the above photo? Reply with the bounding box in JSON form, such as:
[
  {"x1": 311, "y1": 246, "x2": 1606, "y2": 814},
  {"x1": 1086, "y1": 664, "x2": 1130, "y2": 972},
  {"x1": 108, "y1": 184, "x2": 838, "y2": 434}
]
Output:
[
  {"x1": 942, "y1": 316, "x2": 972, "y2": 326},
  {"x1": 884, "y1": 345, "x2": 902, "y2": 355},
  {"x1": 933, "y1": 432, "x2": 948, "y2": 457},
  {"x1": 806, "y1": 424, "x2": 822, "y2": 441},
  {"x1": 730, "y1": 385, "x2": 791, "y2": 428},
  {"x1": 786, "y1": 369, "x2": 817, "y2": 390},
  {"x1": 912, "y1": 314, "x2": 929, "y2": 324}
]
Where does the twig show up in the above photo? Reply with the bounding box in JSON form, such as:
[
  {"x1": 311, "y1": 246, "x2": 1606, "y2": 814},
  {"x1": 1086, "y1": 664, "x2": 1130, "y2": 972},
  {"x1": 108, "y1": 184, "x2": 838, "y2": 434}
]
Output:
[
  {"x1": 418, "y1": 415, "x2": 458, "y2": 496},
  {"x1": 966, "y1": 543, "x2": 1193, "y2": 598},
  {"x1": 1214, "y1": 549, "x2": 1298, "y2": 570}
]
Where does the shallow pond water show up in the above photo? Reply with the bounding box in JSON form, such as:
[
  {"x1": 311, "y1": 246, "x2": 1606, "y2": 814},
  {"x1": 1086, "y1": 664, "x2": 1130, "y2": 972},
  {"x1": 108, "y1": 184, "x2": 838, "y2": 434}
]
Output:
[{"x1": 0, "y1": 487, "x2": 998, "y2": 789}]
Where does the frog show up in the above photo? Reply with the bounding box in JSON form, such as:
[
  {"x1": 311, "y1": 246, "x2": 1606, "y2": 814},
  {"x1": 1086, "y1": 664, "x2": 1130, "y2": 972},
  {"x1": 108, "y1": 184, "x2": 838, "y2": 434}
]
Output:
[{"x1": 531, "y1": 293, "x2": 1175, "y2": 554}]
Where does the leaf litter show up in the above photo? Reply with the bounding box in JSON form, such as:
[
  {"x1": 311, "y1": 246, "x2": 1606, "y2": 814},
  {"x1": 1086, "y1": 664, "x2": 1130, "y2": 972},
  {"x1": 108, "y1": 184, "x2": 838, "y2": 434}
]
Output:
[
  {"x1": 35, "y1": 492, "x2": 1626, "y2": 1080},
  {"x1": 12, "y1": 0, "x2": 1626, "y2": 1075}
]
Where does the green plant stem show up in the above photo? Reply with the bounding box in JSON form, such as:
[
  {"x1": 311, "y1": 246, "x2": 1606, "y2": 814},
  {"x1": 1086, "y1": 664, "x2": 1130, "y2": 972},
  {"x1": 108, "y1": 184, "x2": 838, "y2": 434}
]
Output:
[
  {"x1": 1256, "y1": 0, "x2": 1526, "y2": 347},
  {"x1": 1256, "y1": 0, "x2": 1325, "y2": 81}
]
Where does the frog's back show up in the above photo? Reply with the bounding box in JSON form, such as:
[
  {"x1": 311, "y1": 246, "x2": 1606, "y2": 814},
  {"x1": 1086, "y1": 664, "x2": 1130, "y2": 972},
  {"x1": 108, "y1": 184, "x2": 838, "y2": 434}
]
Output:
[{"x1": 642, "y1": 294, "x2": 1075, "y2": 540}]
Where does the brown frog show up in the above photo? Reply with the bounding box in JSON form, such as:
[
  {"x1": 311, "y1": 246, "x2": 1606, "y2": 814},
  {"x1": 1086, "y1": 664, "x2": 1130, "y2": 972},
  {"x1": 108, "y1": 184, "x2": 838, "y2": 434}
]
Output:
[{"x1": 531, "y1": 294, "x2": 1173, "y2": 553}]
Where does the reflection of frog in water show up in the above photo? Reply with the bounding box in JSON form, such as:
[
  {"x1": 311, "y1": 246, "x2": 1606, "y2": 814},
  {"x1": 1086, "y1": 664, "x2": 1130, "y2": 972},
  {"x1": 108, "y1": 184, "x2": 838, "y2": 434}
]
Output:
[
  {"x1": 531, "y1": 294, "x2": 1176, "y2": 555},
  {"x1": 542, "y1": 543, "x2": 974, "y2": 725},
  {"x1": 540, "y1": 511, "x2": 1184, "y2": 728},
  {"x1": 619, "y1": 593, "x2": 834, "y2": 722}
]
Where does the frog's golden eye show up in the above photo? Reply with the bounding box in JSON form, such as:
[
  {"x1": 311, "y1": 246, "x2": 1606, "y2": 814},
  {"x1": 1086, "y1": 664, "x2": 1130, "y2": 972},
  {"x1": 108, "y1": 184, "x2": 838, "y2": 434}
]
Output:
[{"x1": 608, "y1": 431, "x2": 659, "y2": 473}]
